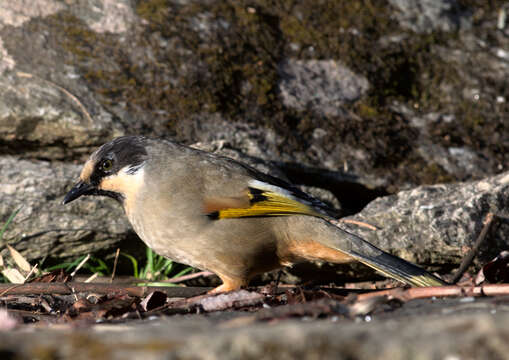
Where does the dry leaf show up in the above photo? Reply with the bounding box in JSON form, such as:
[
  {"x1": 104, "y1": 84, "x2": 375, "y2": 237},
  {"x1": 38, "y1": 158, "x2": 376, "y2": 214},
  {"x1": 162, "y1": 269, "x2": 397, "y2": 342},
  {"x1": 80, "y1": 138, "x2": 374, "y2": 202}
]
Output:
[
  {"x1": 140, "y1": 291, "x2": 168, "y2": 312},
  {"x1": 475, "y1": 251, "x2": 509, "y2": 285},
  {"x1": 0, "y1": 254, "x2": 4, "y2": 268},
  {"x1": 2, "y1": 268, "x2": 26, "y2": 284},
  {"x1": 6, "y1": 244, "x2": 31, "y2": 273}
]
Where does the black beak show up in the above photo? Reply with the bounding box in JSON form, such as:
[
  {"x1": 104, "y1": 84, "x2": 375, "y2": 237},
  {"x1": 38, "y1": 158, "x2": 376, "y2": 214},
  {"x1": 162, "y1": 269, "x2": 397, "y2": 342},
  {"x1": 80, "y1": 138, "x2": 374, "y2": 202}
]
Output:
[{"x1": 62, "y1": 181, "x2": 95, "y2": 205}]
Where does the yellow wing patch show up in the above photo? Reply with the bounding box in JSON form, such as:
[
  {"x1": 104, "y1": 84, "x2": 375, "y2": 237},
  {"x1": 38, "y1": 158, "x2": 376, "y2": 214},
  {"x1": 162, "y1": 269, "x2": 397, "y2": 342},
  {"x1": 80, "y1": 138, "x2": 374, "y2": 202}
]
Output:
[{"x1": 206, "y1": 186, "x2": 326, "y2": 220}]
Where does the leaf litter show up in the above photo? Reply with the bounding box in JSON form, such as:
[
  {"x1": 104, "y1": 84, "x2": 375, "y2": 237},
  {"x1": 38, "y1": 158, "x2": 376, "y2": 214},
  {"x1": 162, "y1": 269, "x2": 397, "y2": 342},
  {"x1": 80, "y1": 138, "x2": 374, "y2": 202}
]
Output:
[{"x1": 2, "y1": 212, "x2": 509, "y2": 328}]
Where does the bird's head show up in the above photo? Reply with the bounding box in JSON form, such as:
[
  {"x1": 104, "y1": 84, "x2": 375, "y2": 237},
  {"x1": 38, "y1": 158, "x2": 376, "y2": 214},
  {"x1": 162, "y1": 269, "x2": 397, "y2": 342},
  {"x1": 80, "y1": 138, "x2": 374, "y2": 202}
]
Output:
[{"x1": 63, "y1": 136, "x2": 148, "y2": 205}]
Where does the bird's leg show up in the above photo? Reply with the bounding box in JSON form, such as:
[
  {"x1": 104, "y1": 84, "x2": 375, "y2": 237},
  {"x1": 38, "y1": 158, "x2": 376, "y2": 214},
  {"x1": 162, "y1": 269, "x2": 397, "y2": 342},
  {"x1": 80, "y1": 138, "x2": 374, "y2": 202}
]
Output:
[{"x1": 208, "y1": 273, "x2": 247, "y2": 294}]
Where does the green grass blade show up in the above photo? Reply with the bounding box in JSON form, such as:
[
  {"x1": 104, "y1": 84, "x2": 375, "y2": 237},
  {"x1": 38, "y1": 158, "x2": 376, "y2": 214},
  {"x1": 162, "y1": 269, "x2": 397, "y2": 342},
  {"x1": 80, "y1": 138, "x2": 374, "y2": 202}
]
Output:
[
  {"x1": 0, "y1": 207, "x2": 22, "y2": 240},
  {"x1": 43, "y1": 262, "x2": 76, "y2": 272},
  {"x1": 65, "y1": 255, "x2": 88, "y2": 272},
  {"x1": 146, "y1": 247, "x2": 154, "y2": 275},
  {"x1": 171, "y1": 267, "x2": 193, "y2": 279},
  {"x1": 120, "y1": 252, "x2": 139, "y2": 278},
  {"x1": 161, "y1": 260, "x2": 174, "y2": 276},
  {"x1": 84, "y1": 257, "x2": 110, "y2": 276}
]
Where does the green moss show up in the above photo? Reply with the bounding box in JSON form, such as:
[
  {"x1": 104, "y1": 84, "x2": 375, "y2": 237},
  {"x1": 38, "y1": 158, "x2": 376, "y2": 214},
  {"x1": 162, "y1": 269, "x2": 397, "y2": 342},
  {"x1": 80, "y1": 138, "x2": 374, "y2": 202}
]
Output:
[
  {"x1": 420, "y1": 164, "x2": 456, "y2": 184},
  {"x1": 136, "y1": 0, "x2": 170, "y2": 25},
  {"x1": 33, "y1": 1, "x2": 507, "y2": 186},
  {"x1": 356, "y1": 103, "x2": 379, "y2": 118},
  {"x1": 46, "y1": 2, "x2": 457, "y2": 132},
  {"x1": 47, "y1": 13, "x2": 100, "y2": 59},
  {"x1": 195, "y1": 2, "x2": 283, "y2": 118},
  {"x1": 400, "y1": 155, "x2": 456, "y2": 186},
  {"x1": 277, "y1": 1, "x2": 459, "y2": 110}
]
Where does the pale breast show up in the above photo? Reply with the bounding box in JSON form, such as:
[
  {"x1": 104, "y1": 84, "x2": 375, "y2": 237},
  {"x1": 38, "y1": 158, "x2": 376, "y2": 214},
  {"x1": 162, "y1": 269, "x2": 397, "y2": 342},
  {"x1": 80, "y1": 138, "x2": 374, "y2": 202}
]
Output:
[{"x1": 125, "y1": 207, "x2": 213, "y2": 271}]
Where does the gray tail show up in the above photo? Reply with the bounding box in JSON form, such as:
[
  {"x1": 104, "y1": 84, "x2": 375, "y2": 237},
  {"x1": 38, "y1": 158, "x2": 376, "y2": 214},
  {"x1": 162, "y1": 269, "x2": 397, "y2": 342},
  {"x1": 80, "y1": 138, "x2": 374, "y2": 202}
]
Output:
[
  {"x1": 331, "y1": 225, "x2": 446, "y2": 287},
  {"x1": 348, "y1": 249, "x2": 446, "y2": 287}
]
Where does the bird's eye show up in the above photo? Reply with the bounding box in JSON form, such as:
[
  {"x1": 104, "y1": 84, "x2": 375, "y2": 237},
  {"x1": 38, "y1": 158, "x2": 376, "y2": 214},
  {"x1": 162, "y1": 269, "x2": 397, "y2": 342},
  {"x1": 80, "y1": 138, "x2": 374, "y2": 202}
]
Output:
[{"x1": 100, "y1": 159, "x2": 113, "y2": 172}]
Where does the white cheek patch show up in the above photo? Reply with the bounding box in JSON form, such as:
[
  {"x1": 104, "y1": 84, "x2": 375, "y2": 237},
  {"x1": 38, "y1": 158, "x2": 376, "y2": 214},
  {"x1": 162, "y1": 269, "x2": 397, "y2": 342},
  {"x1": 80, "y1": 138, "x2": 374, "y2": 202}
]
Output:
[
  {"x1": 98, "y1": 165, "x2": 146, "y2": 218},
  {"x1": 99, "y1": 165, "x2": 145, "y2": 195},
  {"x1": 122, "y1": 165, "x2": 145, "y2": 188}
]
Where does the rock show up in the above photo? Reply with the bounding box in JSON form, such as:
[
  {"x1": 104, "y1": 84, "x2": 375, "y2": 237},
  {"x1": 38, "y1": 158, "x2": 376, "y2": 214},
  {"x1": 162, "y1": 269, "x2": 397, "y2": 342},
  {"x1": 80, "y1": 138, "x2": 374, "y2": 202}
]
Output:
[
  {"x1": 0, "y1": 1, "x2": 64, "y2": 28},
  {"x1": 342, "y1": 171, "x2": 509, "y2": 269},
  {"x1": 0, "y1": 72, "x2": 123, "y2": 159},
  {"x1": 0, "y1": 0, "x2": 135, "y2": 34},
  {"x1": 0, "y1": 0, "x2": 506, "y2": 192},
  {"x1": 278, "y1": 59, "x2": 370, "y2": 116},
  {"x1": 0, "y1": 1, "x2": 127, "y2": 159},
  {"x1": 1, "y1": 303, "x2": 509, "y2": 359},
  {"x1": 388, "y1": 0, "x2": 472, "y2": 33},
  {"x1": 0, "y1": 156, "x2": 138, "y2": 263},
  {"x1": 395, "y1": 104, "x2": 493, "y2": 182}
]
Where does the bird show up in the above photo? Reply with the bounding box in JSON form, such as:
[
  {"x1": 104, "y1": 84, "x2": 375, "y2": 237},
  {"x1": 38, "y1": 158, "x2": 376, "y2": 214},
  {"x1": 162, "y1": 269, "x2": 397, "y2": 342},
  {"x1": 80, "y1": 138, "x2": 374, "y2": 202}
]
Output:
[{"x1": 63, "y1": 136, "x2": 445, "y2": 292}]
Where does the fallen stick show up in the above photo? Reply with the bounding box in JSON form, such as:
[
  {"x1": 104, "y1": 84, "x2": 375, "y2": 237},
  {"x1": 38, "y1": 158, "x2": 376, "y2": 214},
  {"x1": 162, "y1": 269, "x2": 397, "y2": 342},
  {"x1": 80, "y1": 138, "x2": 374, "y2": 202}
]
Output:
[
  {"x1": 337, "y1": 219, "x2": 379, "y2": 231},
  {"x1": 451, "y1": 212, "x2": 496, "y2": 284},
  {"x1": 356, "y1": 283, "x2": 509, "y2": 302},
  {"x1": 0, "y1": 282, "x2": 209, "y2": 298},
  {"x1": 165, "y1": 271, "x2": 214, "y2": 283}
]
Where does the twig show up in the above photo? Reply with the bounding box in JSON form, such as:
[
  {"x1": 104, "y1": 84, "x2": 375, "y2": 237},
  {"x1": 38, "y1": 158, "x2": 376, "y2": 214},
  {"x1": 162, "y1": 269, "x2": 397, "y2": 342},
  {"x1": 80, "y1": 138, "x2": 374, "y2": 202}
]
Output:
[
  {"x1": 0, "y1": 282, "x2": 209, "y2": 298},
  {"x1": 451, "y1": 212, "x2": 496, "y2": 284},
  {"x1": 70, "y1": 254, "x2": 90, "y2": 278},
  {"x1": 85, "y1": 273, "x2": 99, "y2": 283},
  {"x1": 111, "y1": 248, "x2": 120, "y2": 283},
  {"x1": 0, "y1": 284, "x2": 23, "y2": 297},
  {"x1": 274, "y1": 270, "x2": 283, "y2": 295},
  {"x1": 24, "y1": 264, "x2": 38, "y2": 283},
  {"x1": 165, "y1": 271, "x2": 214, "y2": 283},
  {"x1": 337, "y1": 219, "x2": 379, "y2": 231},
  {"x1": 356, "y1": 283, "x2": 509, "y2": 302}
]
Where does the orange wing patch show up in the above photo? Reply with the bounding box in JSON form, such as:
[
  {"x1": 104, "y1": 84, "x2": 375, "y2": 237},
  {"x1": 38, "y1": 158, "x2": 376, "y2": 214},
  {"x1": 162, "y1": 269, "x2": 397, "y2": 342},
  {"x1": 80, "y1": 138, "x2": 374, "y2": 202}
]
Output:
[{"x1": 203, "y1": 194, "x2": 251, "y2": 214}]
